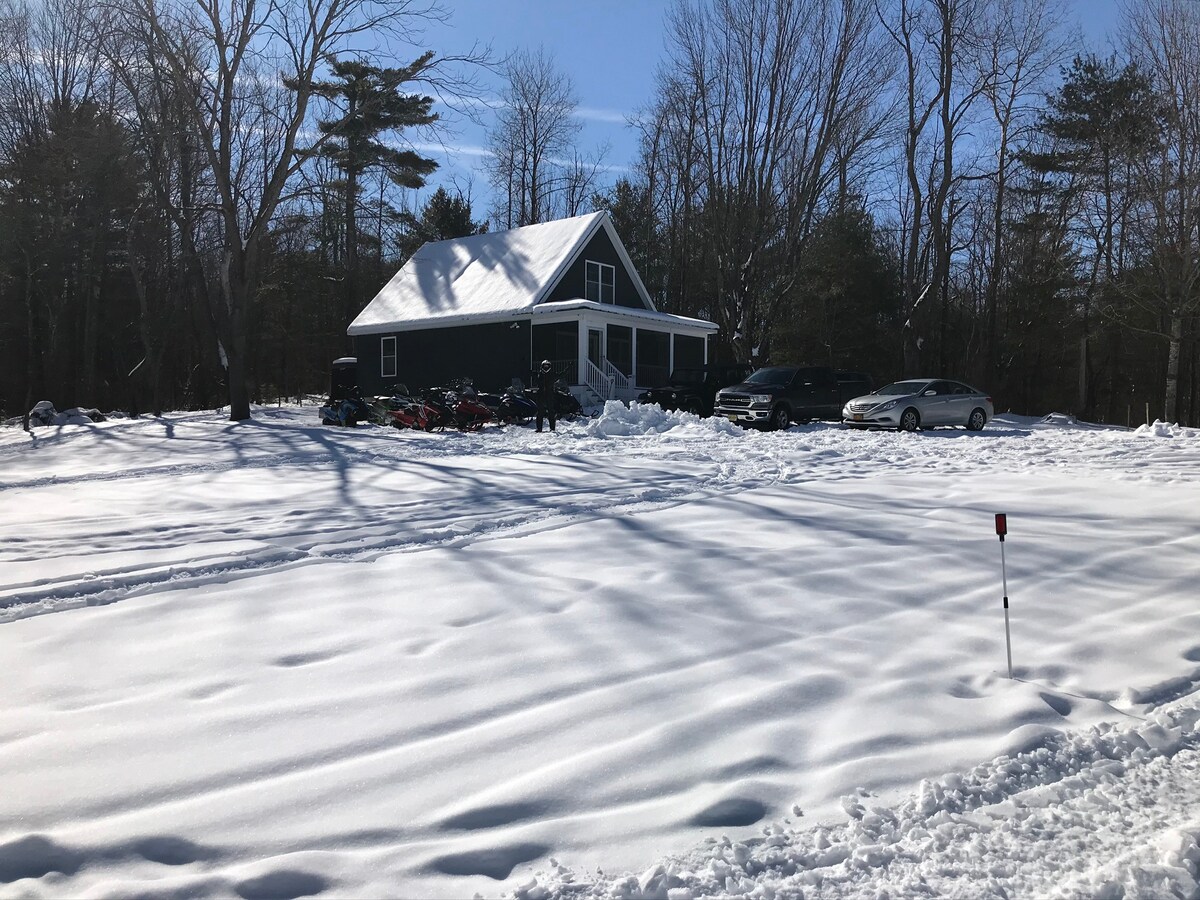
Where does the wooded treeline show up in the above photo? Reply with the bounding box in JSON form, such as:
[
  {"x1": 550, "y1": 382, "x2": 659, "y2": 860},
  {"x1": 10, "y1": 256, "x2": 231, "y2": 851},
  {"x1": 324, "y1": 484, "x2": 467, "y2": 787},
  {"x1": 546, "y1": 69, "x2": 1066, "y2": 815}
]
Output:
[
  {"x1": 0, "y1": 0, "x2": 485, "y2": 421},
  {"x1": 595, "y1": 0, "x2": 1200, "y2": 425},
  {"x1": 2, "y1": 0, "x2": 1199, "y2": 425}
]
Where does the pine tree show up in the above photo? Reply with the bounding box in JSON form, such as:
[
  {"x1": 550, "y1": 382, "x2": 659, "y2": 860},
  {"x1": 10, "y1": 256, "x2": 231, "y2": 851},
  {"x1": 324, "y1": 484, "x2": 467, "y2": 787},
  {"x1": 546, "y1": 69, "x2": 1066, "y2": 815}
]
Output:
[
  {"x1": 396, "y1": 186, "x2": 485, "y2": 259},
  {"x1": 303, "y1": 54, "x2": 440, "y2": 325}
]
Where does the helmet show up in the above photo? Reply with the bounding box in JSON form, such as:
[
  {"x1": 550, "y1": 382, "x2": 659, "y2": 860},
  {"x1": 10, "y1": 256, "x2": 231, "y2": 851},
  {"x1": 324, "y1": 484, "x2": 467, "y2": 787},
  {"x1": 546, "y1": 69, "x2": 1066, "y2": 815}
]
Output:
[{"x1": 540, "y1": 360, "x2": 551, "y2": 371}]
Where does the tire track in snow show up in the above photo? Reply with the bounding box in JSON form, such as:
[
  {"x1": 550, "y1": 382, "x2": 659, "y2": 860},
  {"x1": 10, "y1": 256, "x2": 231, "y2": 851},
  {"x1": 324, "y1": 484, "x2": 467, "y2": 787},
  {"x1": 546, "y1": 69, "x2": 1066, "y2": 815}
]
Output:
[{"x1": 0, "y1": 448, "x2": 789, "y2": 625}]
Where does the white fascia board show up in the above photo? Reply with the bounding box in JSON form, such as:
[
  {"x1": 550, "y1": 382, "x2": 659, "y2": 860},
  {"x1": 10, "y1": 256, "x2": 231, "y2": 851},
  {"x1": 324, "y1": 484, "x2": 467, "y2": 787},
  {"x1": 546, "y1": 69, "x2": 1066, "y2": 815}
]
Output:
[
  {"x1": 347, "y1": 299, "x2": 718, "y2": 337},
  {"x1": 347, "y1": 309, "x2": 531, "y2": 335},
  {"x1": 532, "y1": 299, "x2": 717, "y2": 333}
]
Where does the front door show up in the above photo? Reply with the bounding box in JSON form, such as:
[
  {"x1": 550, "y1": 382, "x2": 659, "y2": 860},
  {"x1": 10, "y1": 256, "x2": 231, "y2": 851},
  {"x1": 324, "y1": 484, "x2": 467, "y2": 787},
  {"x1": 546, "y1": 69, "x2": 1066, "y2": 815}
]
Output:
[{"x1": 588, "y1": 328, "x2": 603, "y2": 369}]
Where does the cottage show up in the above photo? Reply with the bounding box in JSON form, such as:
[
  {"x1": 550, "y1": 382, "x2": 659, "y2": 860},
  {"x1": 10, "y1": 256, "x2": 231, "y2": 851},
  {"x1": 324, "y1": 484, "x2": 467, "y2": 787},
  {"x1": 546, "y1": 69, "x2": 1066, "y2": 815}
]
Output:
[{"x1": 348, "y1": 211, "x2": 718, "y2": 404}]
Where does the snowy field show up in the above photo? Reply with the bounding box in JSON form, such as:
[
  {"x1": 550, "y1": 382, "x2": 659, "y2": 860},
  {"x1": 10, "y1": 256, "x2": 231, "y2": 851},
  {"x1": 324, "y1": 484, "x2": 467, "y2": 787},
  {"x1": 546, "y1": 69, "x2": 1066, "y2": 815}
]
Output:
[{"x1": 2, "y1": 403, "x2": 1200, "y2": 899}]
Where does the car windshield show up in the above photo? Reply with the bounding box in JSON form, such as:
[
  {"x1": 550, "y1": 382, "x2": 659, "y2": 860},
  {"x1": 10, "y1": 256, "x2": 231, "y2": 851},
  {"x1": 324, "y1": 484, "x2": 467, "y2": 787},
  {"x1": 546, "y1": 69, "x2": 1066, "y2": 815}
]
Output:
[
  {"x1": 746, "y1": 367, "x2": 795, "y2": 384},
  {"x1": 876, "y1": 380, "x2": 931, "y2": 396},
  {"x1": 669, "y1": 368, "x2": 705, "y2": 386}
]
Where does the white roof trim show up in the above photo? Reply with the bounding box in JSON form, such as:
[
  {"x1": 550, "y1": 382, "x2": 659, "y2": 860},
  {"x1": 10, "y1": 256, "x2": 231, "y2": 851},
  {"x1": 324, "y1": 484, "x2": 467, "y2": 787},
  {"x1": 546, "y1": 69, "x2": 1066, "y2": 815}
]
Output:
[
  {"x1": 347, "y1": 299, "x2": 716, "y2": 336},
  {"x1": 533, "y1": 299, "x2": 715, "y2": 331}
]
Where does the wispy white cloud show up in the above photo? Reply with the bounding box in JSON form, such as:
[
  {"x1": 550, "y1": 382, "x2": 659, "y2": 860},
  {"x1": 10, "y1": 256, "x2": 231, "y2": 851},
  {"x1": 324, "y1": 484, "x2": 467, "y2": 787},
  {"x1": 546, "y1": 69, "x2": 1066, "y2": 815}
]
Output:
[
  {"x1": 434, "y1": 97, "x2": 636, "y2": 128},
  {"x1": 577, "y1": 106, "x2": 632, "y2": 125},
  {"x1": 412, "y1": 141, "x2": 494, "y2": 160}
]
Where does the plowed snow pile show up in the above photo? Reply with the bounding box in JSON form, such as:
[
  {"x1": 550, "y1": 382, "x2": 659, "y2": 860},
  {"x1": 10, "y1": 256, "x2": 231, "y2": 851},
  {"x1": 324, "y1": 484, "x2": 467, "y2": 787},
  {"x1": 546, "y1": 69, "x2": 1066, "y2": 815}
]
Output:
[{"x1": 2, "y1": 405, "x2": 1199, "y2": 899}]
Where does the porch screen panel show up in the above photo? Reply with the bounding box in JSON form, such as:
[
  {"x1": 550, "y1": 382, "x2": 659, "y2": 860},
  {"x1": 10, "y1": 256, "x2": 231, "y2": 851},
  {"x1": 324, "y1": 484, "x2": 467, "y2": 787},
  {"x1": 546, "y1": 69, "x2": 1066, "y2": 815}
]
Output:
[
  {"x1": 532, "y1": 322, "x2": 579, "y2": 372},
  {"x1": 606, "y1": 324, "x2": 632, "y2": 376},
  {"x1": 636, "y1": 329, "x2": 669, "y2": 387},
  {"x1": 673, "y1": 334, "x2": 704, "y2": 370}
]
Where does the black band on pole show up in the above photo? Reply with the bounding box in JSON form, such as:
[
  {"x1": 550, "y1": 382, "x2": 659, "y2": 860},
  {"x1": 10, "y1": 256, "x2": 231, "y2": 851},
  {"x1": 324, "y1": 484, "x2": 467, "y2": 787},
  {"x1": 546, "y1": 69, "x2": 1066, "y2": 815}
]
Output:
[{"x1": 1003, "y1": 596, "x2": 1009, "y2": 608}]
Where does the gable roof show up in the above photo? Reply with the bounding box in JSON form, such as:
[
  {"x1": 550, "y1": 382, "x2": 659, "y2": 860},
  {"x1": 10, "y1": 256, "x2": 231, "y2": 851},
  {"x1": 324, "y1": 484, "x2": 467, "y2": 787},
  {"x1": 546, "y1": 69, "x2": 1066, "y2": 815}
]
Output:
[{"x1": 348, "y1": 211, "x2": 656, "y2": 335}]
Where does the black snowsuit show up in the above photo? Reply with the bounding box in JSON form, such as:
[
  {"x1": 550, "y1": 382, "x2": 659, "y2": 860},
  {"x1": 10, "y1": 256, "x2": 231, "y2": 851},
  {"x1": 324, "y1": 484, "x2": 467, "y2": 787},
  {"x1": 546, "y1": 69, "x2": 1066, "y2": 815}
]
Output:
[{"x1": 535, "y1": 368, "x2": 557, "y2": 432}]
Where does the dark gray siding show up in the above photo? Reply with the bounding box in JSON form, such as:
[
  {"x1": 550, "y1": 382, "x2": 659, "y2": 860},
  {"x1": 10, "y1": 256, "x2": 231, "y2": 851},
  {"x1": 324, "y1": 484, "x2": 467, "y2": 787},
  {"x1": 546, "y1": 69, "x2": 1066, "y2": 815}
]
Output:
[
  {"x1": 354, "y1": 320, "x2": 531, "y2": 394},
  {"x1": 543, "y1": 228, "x2": 648, "y2": 309}
]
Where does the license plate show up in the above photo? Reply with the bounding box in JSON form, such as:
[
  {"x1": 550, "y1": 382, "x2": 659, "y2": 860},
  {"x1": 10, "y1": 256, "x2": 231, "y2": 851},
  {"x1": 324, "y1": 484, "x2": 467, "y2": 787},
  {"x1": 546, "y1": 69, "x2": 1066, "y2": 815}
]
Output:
[
  {"x1": 726, "y1": 414, "x2": 739, "y2": 422},
  {"x1": 852, "y1": 413, "x2": 863, "y2": 421}
]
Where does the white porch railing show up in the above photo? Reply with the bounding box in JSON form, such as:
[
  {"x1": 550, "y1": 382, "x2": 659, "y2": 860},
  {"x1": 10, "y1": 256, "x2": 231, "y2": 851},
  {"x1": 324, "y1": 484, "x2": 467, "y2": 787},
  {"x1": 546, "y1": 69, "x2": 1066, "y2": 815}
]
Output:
[
  {"x1": 583, "y1": 359, "x2": 615, "y2": 401},
  {"x1": 602, "y1": 359, "x2": 630, "y2": 394}
]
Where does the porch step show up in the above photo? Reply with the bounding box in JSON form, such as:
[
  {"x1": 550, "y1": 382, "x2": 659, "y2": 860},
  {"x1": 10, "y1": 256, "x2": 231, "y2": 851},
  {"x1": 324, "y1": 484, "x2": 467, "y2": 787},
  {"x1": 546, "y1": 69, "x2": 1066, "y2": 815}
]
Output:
[{"x1": 569, "y1": 384, "x2": 609, "y2": 413}]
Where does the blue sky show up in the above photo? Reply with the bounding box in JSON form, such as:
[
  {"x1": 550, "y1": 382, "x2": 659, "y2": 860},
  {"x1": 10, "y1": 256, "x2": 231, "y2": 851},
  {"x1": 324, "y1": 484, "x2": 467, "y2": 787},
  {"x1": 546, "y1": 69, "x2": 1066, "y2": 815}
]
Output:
[{"x1": 415, "y1": 0, "x2": 1124, "y2": 217}]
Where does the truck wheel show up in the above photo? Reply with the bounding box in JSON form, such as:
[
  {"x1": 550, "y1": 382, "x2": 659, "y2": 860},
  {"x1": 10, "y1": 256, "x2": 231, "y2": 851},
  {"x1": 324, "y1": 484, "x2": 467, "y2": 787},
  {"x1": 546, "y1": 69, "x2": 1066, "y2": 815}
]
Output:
[{"x1": 769, "y1": 405, "x2": 790, "y2": 431}]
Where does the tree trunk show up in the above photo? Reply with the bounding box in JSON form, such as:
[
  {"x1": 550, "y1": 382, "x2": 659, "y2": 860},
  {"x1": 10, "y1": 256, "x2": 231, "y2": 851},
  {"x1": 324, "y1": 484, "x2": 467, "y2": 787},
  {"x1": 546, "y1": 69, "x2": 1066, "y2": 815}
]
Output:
[{"x1": 1165, "y1": 313, "x2": 1182, "y2": 422}]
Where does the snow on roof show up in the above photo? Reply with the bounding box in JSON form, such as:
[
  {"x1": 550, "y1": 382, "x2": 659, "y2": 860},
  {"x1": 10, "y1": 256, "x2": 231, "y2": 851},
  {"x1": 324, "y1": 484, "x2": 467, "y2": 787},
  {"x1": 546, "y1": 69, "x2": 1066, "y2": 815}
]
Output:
[{"x1": 348, "y1": 212, "x2": 619, "y2": 335}]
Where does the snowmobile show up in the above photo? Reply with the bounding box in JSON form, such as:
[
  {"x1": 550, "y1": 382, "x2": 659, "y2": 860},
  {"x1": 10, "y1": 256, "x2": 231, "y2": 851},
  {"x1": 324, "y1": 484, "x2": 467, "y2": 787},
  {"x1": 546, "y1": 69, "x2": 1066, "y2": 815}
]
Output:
[
  {"x1": 369, "y1": 386, "x2": 441, "y2": 431},
  {"x1": 477, "y1": 386, "x2": 539, "y2": 425},
  {"x1": 320, "y1": 391, "x2": 371, "y2": 427}
]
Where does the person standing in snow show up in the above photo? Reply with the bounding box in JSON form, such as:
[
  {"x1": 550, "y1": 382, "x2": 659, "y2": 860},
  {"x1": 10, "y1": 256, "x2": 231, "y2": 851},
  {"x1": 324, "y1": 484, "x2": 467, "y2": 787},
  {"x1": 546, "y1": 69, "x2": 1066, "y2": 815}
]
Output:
[{"x1": 535, "y1": 359, "x2": 557, "y2": 433}]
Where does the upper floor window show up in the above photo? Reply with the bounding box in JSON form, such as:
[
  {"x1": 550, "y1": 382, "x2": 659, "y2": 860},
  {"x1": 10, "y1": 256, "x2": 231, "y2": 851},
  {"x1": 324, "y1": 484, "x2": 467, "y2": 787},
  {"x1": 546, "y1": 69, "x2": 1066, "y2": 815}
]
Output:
[
  {"x1": 585, "y1": 260, "x2": 615, "y2": 304},
  {"x1": 381, "y1": 336, "x2": 397, "y2": 379}
]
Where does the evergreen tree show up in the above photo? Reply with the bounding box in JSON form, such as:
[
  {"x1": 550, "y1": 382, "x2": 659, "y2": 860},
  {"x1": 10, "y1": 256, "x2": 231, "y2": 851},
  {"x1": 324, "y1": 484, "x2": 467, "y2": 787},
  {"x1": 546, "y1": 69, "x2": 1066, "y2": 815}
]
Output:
[
  {"x1": 396, "y1": 186, "x2": 485, "y2": 259},
  {"x1": 1024, "y1": 55, "x2": 1160, "y2": 416},
  {"x1": 303, "y1": 54, "x2": 440, "y2": 325}
]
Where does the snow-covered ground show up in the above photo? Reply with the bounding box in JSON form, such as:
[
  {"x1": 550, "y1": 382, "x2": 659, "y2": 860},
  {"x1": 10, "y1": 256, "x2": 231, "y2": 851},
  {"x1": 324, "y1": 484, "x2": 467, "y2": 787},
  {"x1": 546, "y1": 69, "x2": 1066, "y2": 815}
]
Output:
[{"x1": 2, "y1": 403, "x2": 1199, "y2": 899}]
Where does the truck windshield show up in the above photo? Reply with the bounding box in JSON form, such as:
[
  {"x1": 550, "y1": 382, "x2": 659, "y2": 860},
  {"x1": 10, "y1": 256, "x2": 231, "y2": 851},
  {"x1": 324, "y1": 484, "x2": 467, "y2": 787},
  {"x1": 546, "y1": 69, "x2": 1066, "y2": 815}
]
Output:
[
  {"x1": 746, "y1": 367, "x2": 796, "y2": 384},
  {"x1": 669, "y1": 368, "x2": 705, "y2": 386}
]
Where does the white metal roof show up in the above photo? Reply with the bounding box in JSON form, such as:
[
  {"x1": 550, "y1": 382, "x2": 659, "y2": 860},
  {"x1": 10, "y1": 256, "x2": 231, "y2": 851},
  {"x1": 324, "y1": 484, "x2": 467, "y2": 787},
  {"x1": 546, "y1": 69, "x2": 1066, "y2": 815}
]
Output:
[{"x1": 348, "y1": 211, "x2": 664, "y2": 336}]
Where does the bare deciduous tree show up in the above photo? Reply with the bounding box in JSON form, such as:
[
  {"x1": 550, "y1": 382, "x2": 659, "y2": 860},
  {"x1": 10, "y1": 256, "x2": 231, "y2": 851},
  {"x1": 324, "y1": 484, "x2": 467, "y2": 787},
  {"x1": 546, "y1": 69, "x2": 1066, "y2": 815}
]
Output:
[
  {"x1": 486, "y1": 47, "x2": 582, "y2": 228},
  {"x1": 120, "y1": 0, "x2": 462, "y2": 420},
  {"x1": 1122, "y1": 0, "x2": 1200, "y2": 422},
  {"x1": 651, "y1": 0, "x2": 891, "y2": 363},
  {"x1": 978, "y1": 0, "x2": 1072, "y2": 380},
  {"x1": 879, "y1": 0, "x2": 992, "y2": 376}
]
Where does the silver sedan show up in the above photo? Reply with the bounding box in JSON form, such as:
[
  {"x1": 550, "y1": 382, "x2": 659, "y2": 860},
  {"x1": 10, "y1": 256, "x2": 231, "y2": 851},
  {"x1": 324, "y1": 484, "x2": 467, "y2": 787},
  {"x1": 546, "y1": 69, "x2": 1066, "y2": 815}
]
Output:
[{"x1": 842, "y1": 379, "x2": 993, "y2": 432}]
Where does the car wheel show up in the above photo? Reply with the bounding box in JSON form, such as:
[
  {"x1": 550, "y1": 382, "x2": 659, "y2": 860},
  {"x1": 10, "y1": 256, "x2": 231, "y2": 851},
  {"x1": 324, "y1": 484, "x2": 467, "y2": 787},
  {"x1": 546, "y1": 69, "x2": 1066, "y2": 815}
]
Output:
[
  {"x1": 966, "y1": 408, "x2": 987, "y2": 431},
  {"x1": 769, "y1": 405, "x2": 790, "y2": 431},
  {"x1": 687, "y1": 400, "x2": 702, "y2": 415},
  {"x1": 899, "y1": 408, "x2": 920, "y2": 432}
]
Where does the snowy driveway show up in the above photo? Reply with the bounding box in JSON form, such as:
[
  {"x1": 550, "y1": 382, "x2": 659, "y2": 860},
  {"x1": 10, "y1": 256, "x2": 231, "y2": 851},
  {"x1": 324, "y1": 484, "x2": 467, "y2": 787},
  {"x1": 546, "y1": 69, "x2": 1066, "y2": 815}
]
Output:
[{"x1": 1, "y1": 405, "x2": 1198, "y2": 898}]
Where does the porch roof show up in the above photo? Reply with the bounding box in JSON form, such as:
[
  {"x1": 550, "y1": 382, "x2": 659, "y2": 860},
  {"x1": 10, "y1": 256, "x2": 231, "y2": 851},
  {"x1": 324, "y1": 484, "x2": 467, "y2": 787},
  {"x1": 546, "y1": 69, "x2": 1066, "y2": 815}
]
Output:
[
  {"x1": 532, "y1": 299, "x2": 717, "y2": 333},
  {"x1": 348, "y1": 298, "x2": 718, "y2": 335}
]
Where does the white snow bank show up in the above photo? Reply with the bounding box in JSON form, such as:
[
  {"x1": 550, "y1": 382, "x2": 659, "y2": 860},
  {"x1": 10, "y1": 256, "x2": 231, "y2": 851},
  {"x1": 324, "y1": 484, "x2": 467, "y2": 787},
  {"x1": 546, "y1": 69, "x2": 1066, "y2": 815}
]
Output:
[
  {"x1": 514, "y1": 701, "x2": 1200, "y2": 899},
  {"x1": 1135, "y1": 420, "x2": 1199, "y2": 439},
  {"x1": 585, "y1": 400, "x2": 743, "y2": 438}
]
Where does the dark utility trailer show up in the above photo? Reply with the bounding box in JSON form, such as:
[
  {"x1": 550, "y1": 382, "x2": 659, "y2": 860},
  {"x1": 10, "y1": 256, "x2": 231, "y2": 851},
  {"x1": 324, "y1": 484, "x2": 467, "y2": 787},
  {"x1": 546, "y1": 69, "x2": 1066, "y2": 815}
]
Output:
[{"x1": 330, "y1": 357, "x2": 358, "y2": 401}]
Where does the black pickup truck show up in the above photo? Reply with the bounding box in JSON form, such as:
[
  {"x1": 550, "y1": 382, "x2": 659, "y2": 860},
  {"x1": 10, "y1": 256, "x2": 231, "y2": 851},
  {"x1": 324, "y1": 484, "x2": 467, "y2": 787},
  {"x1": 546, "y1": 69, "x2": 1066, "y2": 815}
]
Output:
[{"x1": 714, "y1": 366, "x2": 873, "y2": 430}]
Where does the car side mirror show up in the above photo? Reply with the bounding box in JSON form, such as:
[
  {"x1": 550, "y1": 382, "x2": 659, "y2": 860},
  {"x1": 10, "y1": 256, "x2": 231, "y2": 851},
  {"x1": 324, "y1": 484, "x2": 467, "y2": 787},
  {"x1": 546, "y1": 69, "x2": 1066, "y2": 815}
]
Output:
[{"x1": 923, "y1": 390, "x2": 937, "y2": 396}]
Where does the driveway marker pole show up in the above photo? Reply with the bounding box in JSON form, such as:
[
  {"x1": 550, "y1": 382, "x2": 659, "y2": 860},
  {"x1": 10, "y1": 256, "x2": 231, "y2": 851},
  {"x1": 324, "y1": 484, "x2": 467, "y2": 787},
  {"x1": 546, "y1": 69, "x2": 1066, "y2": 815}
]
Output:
[{"x1": 995, "y1": 513, "x2": 1013, "y2": 679}]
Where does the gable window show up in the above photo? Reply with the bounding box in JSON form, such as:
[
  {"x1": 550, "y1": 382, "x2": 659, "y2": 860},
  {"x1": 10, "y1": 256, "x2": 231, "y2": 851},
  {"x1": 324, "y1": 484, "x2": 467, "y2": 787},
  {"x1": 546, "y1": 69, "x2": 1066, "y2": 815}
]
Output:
[
  {"x1": 381, "y1": 336, "x2": 397, "y2": 379},
  {"x1": 585, "y1": 260, "x2": 615, "y2": 304}
]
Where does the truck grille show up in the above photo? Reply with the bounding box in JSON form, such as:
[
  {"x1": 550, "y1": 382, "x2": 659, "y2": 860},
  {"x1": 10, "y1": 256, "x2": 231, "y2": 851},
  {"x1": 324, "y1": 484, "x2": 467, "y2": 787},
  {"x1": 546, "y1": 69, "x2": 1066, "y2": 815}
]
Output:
[{"x1": 717, "y1": 394, "x2": 752, "y2": 409}]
